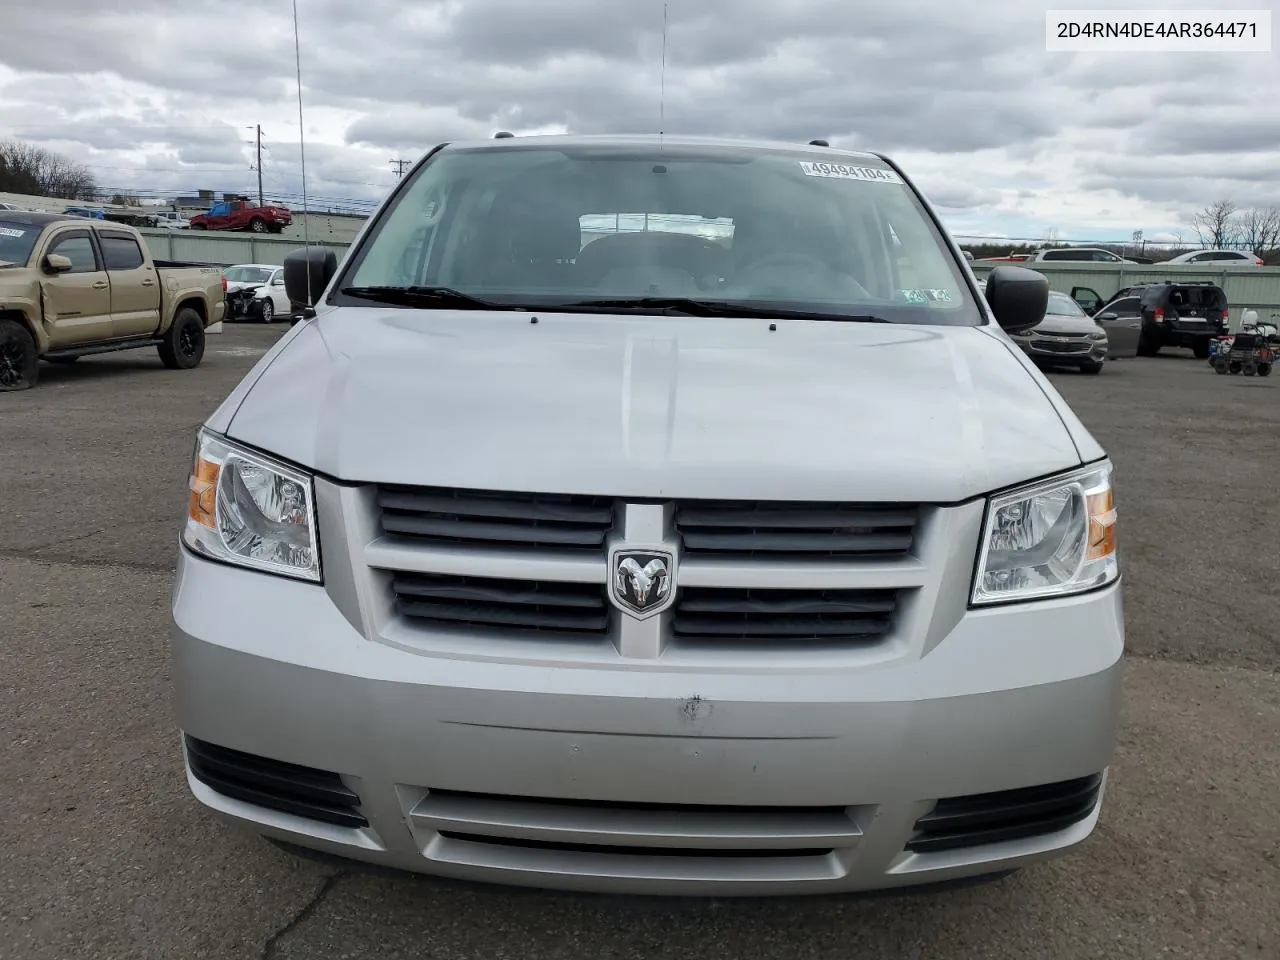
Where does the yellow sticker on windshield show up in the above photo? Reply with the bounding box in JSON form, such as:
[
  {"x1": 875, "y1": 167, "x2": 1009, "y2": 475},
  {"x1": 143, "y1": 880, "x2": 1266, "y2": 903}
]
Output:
[{"x1": 799, "y1": 161, "x2": 904, "y2": 184}]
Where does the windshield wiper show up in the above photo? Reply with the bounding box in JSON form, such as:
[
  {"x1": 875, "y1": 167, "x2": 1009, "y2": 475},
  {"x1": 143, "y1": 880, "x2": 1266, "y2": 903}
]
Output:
[
  {"x1": 340, "y1": 285, "x2": 512, "y2": 310},
  {"x1": 548, "y1": 297, "x2": 890, "y2": 323}
]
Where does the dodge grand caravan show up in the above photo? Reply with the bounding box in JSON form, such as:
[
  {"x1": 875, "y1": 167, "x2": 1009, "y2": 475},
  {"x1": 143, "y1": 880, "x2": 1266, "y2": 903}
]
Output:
[{"x1": 171, "y1": 134, "x2": 1124, "y2": 897}]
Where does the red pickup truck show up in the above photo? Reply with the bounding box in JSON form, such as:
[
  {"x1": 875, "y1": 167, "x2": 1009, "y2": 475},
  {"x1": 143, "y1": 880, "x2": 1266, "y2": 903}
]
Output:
[{"x1": 189, "y1": 199, "x2": 292, "y2": 234}]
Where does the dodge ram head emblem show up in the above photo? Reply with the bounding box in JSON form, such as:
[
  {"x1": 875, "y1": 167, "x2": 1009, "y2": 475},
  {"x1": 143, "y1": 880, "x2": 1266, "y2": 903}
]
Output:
[{"x1": 609, "y1": 548, "x2": 675, "y2": 619}]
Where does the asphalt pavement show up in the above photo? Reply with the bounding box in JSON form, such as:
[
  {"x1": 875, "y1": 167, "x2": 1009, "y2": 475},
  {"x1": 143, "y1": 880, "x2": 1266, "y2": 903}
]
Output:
[{"x1": 1, "y1": 326, "x2": 1277, "y2": 959}]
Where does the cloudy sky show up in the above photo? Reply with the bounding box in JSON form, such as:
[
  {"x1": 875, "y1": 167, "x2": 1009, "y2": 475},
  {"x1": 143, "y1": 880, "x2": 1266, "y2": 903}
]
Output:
[{"x1": 0, "y1": 0, "x2": 1276, "y2": 244}]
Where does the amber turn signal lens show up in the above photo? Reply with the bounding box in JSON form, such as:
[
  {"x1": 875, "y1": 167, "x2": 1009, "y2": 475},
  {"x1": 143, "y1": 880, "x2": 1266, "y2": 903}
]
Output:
[
  {"x1": 188, "y1": 457, "x2": 220, "y2": 529},
  {"x1": 1086, "y1": 487, "x2": 1116, "y2": 561}
]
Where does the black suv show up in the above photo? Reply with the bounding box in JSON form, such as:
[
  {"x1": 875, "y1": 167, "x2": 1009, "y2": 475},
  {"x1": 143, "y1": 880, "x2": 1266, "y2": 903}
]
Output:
[{"x1": 1071, "y1": 282, "x2": 1228, "y2": 358}]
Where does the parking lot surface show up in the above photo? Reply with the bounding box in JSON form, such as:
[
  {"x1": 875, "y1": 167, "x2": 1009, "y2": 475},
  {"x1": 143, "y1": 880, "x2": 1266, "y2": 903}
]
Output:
[{"x1": 1, "y1": 328, "x2": 1277, "y2": 959}]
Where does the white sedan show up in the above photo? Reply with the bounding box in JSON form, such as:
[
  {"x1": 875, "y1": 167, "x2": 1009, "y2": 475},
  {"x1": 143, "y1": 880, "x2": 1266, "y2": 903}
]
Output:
[{"x1": 222, "y1": 263, "x2": 292, "y2": 323}]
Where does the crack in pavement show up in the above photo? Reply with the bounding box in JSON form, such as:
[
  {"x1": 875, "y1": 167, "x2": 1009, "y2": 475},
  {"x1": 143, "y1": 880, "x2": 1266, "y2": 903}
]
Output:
[
  {"x1": 262, "y1": 870, "x2": 347, "y2": 960},
  {"x1": 0, "y1": 550, "x2": 175, "y2": 573}
]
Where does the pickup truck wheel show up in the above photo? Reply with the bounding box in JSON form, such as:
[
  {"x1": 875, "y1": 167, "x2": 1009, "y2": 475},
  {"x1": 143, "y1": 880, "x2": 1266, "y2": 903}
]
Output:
[
  {"x1": 249, "y1": 218, "x2": 267, "y2": 233},
  {"x1": 158, "y1": 308, "x2": 206, "y2": 370},
  {"x1": 0, "y1": 319, "x2": 39, "y2": 391}
]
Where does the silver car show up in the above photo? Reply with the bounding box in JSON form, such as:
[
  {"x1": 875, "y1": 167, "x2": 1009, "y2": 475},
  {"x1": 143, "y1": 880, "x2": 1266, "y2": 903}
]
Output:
[
  {"x1": 172, "y1": 134, "x2": 1124, "y2": 897},
  {"x1": 1007, "y1": 290, "x2": 1112, "y2": 373}
]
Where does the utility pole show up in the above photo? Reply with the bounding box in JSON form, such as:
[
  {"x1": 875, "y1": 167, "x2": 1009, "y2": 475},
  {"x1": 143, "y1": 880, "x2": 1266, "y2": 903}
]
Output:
[
  {"x1": 256, "y1": 124, "x2": 264, "y2": 206},
  {"x1": 389, "y1": 159, "x2": 409, "y2": 179}
]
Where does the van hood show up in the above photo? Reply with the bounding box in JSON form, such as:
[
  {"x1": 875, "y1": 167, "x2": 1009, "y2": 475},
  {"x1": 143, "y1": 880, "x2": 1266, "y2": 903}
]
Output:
[{"x1": 225, "y1": 308, "x2": 1089, "y2": 502}]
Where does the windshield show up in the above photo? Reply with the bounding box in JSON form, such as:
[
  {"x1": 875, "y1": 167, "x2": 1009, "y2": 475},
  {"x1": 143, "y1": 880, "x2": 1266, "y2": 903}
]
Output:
[
  {"x1": 224, "y1": 266, "x2": 273, "y2": 283},
  {"x1": 1046, "y1": 292, "x2": 1086, "y2": 317},
  {"x1": 0, "y1": 221, "x2": 40, "y2": 267},
  {"x1": 339, "y1": 142, "x2": 981, "y2": 325}
]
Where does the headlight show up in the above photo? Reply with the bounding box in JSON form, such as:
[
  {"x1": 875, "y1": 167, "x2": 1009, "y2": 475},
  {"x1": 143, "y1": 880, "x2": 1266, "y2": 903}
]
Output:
[
  {"x1": 971, "y1": 461, "x2": 1117, "y2": 605},
  {"x1": 182, "y1": 430, "x2": 321, "y2": 582}
]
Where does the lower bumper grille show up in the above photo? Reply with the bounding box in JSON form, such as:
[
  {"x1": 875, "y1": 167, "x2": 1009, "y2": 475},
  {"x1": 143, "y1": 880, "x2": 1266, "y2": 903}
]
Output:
[
  {"x1": 672, "y1": 587, "x2": 899, "y2": 643},
  {"x1": 184, "y1": 735, "x2": 367, "y2": 828},
  {"x1": 411, "y1": 789, "x2": 863, "y2": 881},
  {"x1": 905, "y1": 773, "x2": 1103, "y2": 854},
  {"x1": 391, "y1": 573, "x2": 609, "y2": 637}
]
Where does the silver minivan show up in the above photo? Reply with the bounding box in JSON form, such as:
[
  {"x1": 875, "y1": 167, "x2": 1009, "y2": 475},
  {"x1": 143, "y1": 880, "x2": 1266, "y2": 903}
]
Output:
[{"x1": 171, "y1": 134, "x2": 1124, "y2": 897}]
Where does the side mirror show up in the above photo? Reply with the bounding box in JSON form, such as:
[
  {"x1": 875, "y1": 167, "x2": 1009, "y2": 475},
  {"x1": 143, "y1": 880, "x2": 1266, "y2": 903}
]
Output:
[
  {"x1": 283, "y1": 247, "x2": 337, "y2": 313},
  {"x1": 43, "y1": 253, "x2": 74, "y2": 273},
  {"x1": 1097, "y1": 312, "x2": 1117, "y2": 321},
  {"x1": 984, "y1": 265, "x2": 1049, "y2": 334}
]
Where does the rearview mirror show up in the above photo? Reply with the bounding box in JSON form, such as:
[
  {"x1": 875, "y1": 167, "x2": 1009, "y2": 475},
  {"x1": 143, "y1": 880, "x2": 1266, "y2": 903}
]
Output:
[
  {"x1": 984, "y1": 265, "x2": 1049, "y2": 334},
  {"x1": 283, "y1": 247, "x2": 338, "y2": 312},
  {"x1": 43, "y1": 253, "x2": 74, "y2": 273},
  {"x1": 1097, "y1": 312, "x2": 1117, "y2": 321}
]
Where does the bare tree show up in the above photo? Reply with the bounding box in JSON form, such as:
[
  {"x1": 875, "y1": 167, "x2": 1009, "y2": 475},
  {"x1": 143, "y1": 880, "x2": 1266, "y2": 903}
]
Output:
[
  {"x1": 1191, "y1": 199, "x2": 1239, "y2": 248},
  {"x1": 1236, "y1": 206, "x2": 1280, "y2": 255},
  {"x1": 0, "y1": 139, "x2": 97, "y2": 200}
]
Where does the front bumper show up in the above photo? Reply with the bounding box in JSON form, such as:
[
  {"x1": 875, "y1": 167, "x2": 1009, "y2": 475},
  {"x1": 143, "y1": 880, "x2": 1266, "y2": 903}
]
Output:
[
  {"x1": 172, "y1": 534, "x2": 1125, "y2": 896},
  {"x1": 225, "y1": 292, "x2": 266, "y2": 320}
]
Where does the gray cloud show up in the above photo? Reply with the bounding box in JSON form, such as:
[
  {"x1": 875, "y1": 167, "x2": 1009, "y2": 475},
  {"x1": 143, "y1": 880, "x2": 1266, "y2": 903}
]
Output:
[{"x1": 1, "y1": 0, "x2": 1277, "y2": 237}]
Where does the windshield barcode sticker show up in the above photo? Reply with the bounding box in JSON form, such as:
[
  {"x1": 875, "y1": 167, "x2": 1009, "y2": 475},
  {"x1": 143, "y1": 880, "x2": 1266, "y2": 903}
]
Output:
[
  {"x1": 0, "y1": 227, "x2": 26, "y2": 238},
  {"x1": 799, "y1": 161, "x2": 903, "y2": 184}
]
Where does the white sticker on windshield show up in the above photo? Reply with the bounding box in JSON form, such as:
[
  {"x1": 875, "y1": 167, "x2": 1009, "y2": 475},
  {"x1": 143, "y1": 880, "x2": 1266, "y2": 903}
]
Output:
[
  {"x1": 0, "y1": 227, "x2": 26, "y2": 238},
  {"x1": 799, "y1": 161, "x2": 904, "y2": 184},
  {"x1": 900, "y1": 288, "x2": 956, "y2": 305}
]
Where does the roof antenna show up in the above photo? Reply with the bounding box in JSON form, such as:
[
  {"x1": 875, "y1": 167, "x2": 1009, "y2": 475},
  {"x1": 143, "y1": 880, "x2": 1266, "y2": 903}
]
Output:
[
  {"x1": 292, "y1": 0, "x2": 312, "y2": 309},
  {"x1": 658, "y1": 2, "x2": 668, "y2": 139}
]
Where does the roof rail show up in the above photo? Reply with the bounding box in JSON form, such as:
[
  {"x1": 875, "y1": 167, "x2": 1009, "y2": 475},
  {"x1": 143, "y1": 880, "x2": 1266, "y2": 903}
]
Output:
[
  {"x1": 493, "y1": 131, "x2": 515, "y2": 139},
  {"x1": 808, "y1": 139, "x2": 830, "y2": 147}
]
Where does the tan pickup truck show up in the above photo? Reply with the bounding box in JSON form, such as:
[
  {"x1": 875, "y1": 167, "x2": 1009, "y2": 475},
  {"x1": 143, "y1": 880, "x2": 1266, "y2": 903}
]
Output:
[{"x1": 0, "y1": 211, "x2": 226, "y2": 391}]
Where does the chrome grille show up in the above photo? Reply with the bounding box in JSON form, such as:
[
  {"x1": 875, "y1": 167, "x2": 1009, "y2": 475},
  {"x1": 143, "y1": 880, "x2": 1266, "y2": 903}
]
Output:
[
  {"x1": 1031, "y1": 339, "x2": 1090, "y2": 354},
  {"x1": 357, "y1": 484, "x2": 935, "y2": 655},
  {"x1": 672, "y1": 587, "x2": 898, "y2": 644},
  {"x1": 673, "y1": 501, "x2": 919, "y2": 559},
  {"x1": 376, "y1": 485, "x2": 616, "y2": 554}
]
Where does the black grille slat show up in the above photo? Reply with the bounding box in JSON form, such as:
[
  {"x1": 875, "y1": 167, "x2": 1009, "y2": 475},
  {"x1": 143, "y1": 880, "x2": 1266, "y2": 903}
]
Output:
[
  {"x1": 377, "y1": 485, "x2": 615, "y2": 553},
  {"x1": 674, "y1": 500, "x2": 919, "y2": 559},
  {"x1": 675, "y1": 506, "x2": 920, "y2": 528},
  {"x1": 393, "y1": 576, "x2": 603, "y2": 608},
  {"x1": 906, "y1": 774, "x2": 1103, "y2": 854},
  {"x1": 672, "y1": 588, "x2": 897, "y2": 643},
  {"x1": 381, "y1": 514, "x2": 609, "y2": 547},
  {"x1": 378, "y1": 489, "x2": 614, "y2": 525},
  {"x1": 392, "y1": 573, "x2": 609, "y2": 637},
  {"x1": 678, "y1": 594, "x2": 896, "y2": 615},
  {"x1": 184, "y1": 736, "x2": 367, "y2": 829},
  {"x1": 681, "y1": 531, "x2": 914, "y2": 554}
]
